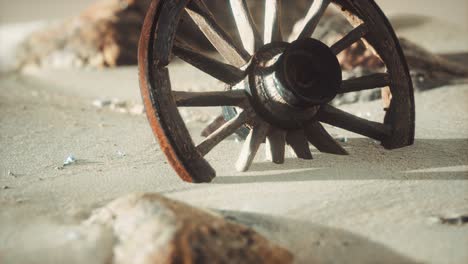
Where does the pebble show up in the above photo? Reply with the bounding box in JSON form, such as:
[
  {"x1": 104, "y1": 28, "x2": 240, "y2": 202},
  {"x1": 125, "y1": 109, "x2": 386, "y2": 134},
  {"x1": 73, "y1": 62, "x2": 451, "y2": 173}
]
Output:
[
  {"x1": 8, "y1": 170, "x2": 16, "y2": 177},
  {"x1": 66, "y1": 230, "x2": 82, "y2": 241},
  {"x1": 337, "y1": 137, "x2": 348, "y2": 143},
  {"x1": 110, "y1": 99, "x2": 127, "y2": 109},
  {"x1": 92, "y1": 99, "x2": 112, "y2": 108},
  {"x1": 429, "y1": 215, "x2": 468, "y2": 226},
  {"x1": 63, "y1": 155, "x2": 77, "y2": 166},
  {"x1": 2, "y1": 186, "x2": 10, "y2": 190},
  {"x1": 129, "y1": 104, "x2": 145, "y2": 115}
]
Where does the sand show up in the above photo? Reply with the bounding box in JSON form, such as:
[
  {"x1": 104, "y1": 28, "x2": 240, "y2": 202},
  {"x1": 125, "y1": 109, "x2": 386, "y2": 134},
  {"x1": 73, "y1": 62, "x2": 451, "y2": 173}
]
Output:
[{"x1": 1, "y1": 1, "x2": 468, "y2": 264}]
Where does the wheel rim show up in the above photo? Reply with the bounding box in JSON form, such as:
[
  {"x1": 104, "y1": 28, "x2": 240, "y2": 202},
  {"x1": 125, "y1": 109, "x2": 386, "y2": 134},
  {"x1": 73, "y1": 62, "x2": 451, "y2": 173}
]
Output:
[{"x1": 138, "y1": 0, "x2": 415, "y2": 183}]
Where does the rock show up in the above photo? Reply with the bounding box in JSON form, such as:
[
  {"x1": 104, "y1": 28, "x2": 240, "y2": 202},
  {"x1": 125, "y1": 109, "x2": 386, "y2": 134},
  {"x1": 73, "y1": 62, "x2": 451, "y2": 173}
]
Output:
[
  {"x1": 16, "y1": 0, "x2": 153, "y2": 69},
  {"x1": 85, "y1": 193, "x2": 293, "y2": 264},
  {"x1": 92, "y1": 99, "x2": 112, "y2": 108},
  {"x1": 129, "y1": 104, "x2": 145, "y2": 115},
  {"x1": 16, "y1": 0, "x2": 467, "y2": 95},
  {"x1": 16, "y1": 0, "x2": 312, "y2": 69}
]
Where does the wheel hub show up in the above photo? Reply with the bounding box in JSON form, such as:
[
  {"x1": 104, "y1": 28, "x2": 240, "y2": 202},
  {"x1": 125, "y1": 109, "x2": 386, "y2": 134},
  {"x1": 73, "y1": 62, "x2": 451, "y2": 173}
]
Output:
[{"x1": 247, "y1": 38, "x2": 342, "y2": 129}]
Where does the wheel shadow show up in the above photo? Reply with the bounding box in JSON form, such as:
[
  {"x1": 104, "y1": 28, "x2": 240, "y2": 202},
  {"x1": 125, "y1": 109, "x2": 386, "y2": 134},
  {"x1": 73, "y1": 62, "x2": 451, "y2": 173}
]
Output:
[
  {"x1": 218, "y1": 210, "x2": 422, "y2": 264},
  {"x1": 214, "y1": 138, "x2": 468, "y2": 184}
]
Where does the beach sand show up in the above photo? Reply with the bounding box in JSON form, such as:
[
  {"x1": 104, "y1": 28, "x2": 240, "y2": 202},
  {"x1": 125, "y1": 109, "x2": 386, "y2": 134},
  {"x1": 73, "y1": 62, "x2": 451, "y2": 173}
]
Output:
[{"x1": 1, "y1": 1, "x2": 467, "y2": 263}]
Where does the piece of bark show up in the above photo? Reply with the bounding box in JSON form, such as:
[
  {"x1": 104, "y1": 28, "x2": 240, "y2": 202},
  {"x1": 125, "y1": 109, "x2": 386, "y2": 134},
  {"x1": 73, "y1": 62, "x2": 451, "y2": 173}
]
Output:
[{"x1": 85, "y1": 193, "x2": 293, "y2": 264}]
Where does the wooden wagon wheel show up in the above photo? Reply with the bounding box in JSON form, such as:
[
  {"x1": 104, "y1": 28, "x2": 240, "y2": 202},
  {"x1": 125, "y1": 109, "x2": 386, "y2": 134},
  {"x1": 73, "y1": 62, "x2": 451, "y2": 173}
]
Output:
[{"x1": 138, "y1": 0, "x2": 415, "y2": 183}]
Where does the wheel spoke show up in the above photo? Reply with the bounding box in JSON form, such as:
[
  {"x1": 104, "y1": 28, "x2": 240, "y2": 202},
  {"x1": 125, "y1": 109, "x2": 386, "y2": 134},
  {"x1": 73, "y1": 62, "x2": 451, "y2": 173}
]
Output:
[
  {"x1": 304, "y1": 122, "x2": 349, "y2": 155},
  {"x1": 236, "y1": 122, "x2": 270, "y2": 172},
  {"x1": 330, "y1": 24, "x2": 369, "y2": 55},
  {"x1": 197, "y1": 110, "x2": 251, "y2": 156},
  {"x1": 173, "y1": 40, "x2": 246, "y2": 85},
  {"x1": 339, "y1": 73, "x2": 391, "y2": 94},
  {"x1": 173, "y1": 90, "x2": 247, "y2": 107},
  {"x1": 296, "y1": 0, "x2": 331, "y2": 40},
  {"x1": 185, "y1": 0, "x2": 251, "y2": 67},
  {"x1": 286, "y1": 130, "x2": 313, "y2": 160},
  {"x1": 264, "y1": 0, "x2": 283, "y2": 44},
  {"x1": 229, "y1": 0, "x2": 262, "y2": 54},
  {"x1": 265, "y1": 128, "x2": 286, "y2": 164},
  {"x1": 317, "y1": 105, "x2": 392, "y2": 141},
  {"x1": 201, "y1": 115, "x2": 226, "y2": 137}
]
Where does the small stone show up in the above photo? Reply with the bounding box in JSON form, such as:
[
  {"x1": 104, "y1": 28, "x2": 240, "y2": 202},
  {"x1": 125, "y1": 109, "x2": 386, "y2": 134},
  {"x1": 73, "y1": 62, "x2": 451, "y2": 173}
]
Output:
[
  {"x1": 8, "y1": 170, "x2": 16, "y2": 177},
  {"x1": 66, "y1": 230, "x2": 82, "y2": 241},
  {"x1": 430, "y1": 215, "x2": 468, "y2": 226},
  {"x1": 337, "y1": 136, "x2": 348, "y2": 143},
  {"x1": 15, "y1": 199, "x2": 27, "y2": 204},
  {"x1": 63, "y1": 155, "x2": 77, "y2": 166},
  {"x1": 2, "y1": 186, "x2": 10, "y2": 190},
  {"x1": 129, "y1": 104, "x2": 145, "y2": 115},
  {"x1": 427, "y1": 216, "x2": 442, "y2": 225},
  {"x1": 110, "y1": 99, "x2": 127, "y2": 109},
  {"x1": 92, "y1": 99, "x2": 112, "y2": 108}
]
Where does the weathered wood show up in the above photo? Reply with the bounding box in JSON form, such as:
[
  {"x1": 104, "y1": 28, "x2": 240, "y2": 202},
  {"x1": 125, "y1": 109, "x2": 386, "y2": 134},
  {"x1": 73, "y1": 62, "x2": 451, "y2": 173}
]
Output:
[
  {"x1": 264, "y1": 0, "x2": 283, "y2": 44},
  {"x1": 173, "y1": 40, "x2": 246, "y2": 85},
  {"x1": 334, "y1": 0, "x2": 414, "y2": 149},
  {"x1": 229, "y1": 0, "x2": 262, "y2": 54},
  {"x1": 381, "y1": 86, "x2": 392, "y2": 110},
  {"x1": 330, "y1": 24, "x2": 368, "y2": 55},
  {"x1": 304, "y1": 122, "x2": 349, "y2": 155},
  {"x1": 197, "y1": 110, "x2": 251, "y2": 156},
  {"x1": 236, "y1": 122, "x2": 270, "y2": 172},
  {"x1": 186, "y1": 0, "x2": 251, "y2": 67},
  {"x1": 317, "y1": 104, "x2": 392, "y2": 141},
  {"x1": 201, "y1": 115, "x2": 227, "y2": 137},
  {"x1": 173, "y1": 90, "x2": 247, "y2": 107},
  {"x1": 265, "y1": 128, "x2": 286, "y2": 164},
  {"x1": 296, "y1": 0, "x2": 331, "y2": 40},
  {"x1": 286, "y1": 130, "x2": 313, "y2": 160},
  {"x1": 339, "y1": 73, "x2": 391, "y2": 93},
  {"x1": 138, "y1": 0, "x2": 416, "y2": 180},
  {"x1": 139, "y1": 0, "x2": 216, "y2": 183}
]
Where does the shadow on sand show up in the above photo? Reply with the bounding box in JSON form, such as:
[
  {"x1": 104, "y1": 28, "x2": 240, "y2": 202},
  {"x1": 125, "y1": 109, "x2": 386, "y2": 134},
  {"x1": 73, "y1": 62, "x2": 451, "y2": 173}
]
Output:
[
  {"x1": 219, "y1": 210, "x2": 422, "y2": 264},
  {"x1": 214, "y1": 138, "x2": 468, "y2": 184}
]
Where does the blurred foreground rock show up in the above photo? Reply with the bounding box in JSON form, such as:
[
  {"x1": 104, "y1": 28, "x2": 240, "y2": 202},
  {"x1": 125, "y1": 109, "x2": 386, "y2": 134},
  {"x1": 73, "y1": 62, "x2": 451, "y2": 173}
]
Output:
[
  {"x1": 86, "y1": 193, "x2": 293, "y2": 264},
  {"x1": 3, "y1": 193, "x2": 293, "y2": 264}
]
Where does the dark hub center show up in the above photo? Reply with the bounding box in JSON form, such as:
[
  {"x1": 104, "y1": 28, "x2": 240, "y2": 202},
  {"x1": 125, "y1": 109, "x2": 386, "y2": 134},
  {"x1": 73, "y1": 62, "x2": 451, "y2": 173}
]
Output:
[
  {"x1": 277, "y1": 38, "x2": 342, "y2": 106},
  {"x1": 246, "y1": 39, "x2": 342, "y2": 129}
]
